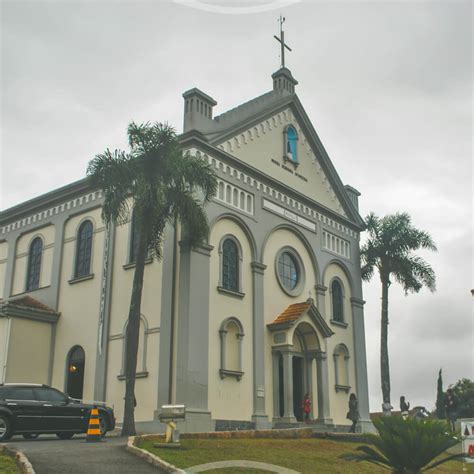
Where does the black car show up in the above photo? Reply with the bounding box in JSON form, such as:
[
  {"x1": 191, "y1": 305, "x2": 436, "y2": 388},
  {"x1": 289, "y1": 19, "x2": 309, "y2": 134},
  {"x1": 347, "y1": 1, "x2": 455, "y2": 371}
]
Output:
[{"x1": 0, "y1": 383, "x2": 115, "y2": 441}]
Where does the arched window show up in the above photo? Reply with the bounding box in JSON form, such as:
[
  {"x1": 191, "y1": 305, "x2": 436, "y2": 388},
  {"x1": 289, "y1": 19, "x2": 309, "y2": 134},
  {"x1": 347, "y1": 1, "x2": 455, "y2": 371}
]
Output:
[
  {"x1": 119, "y1": 315, "x2": 149, "y2": 379},
  {"x1": 129, "y1": 211, "x2": 139, "y2": 263},
  {"x1": 285, "y1": 125, "x2": 298, "y2": 163},
  {"x1": 222, "y1": 238, "x2": 239, "y2": 292},
  {"x1": 66, "y1": 345, "x2": 85, "y2": 399},
  {"x1": 331, "y1": 280, "x2": 344, "y2": 323},
  {"x1": 26, "y1": 237, "x2": 43, "y2": 291},
  {"x1": 219, "y1": 317, "x2": 244, "y2": 380},
  {"x1": 333, "y1": 344, "x2": 350, "y2": 392},
  {"x1": 74, "y1": 220, "x2": 93, "y2": 278}
]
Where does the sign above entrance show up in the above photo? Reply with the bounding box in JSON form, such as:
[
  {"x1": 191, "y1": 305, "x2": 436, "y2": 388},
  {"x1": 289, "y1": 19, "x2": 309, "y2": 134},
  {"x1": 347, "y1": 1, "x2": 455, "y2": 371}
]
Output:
[{"x1": 263, "y1": 199, "x2": 316, "y2": 232}]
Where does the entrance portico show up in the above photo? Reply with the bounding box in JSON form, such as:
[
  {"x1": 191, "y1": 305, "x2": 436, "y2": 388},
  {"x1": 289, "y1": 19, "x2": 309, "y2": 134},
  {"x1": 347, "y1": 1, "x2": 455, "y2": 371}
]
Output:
[{"x1": 268, "y1": 299, "x2": 334, "y2": 427}]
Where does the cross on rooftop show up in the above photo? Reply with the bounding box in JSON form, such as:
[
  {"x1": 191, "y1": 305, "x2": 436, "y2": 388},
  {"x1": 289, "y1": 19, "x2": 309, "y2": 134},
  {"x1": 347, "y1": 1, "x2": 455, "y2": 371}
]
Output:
[{"x1": 274, "y1": 15, "x2": 292, "y2": 69}]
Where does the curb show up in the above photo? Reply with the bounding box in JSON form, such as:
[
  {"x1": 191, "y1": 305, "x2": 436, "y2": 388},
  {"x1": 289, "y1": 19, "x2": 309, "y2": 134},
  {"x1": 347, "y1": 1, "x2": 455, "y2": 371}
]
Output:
[
  {"x1": 0, "y1": 444, "x2": 35, "y2": 474},
  {"x1": 126, "y1": 436, "x2": 185, "y2": 473}
]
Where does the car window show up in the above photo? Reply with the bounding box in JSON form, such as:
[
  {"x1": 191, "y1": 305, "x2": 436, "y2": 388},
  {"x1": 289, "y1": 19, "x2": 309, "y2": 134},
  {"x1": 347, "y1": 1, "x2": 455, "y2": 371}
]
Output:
[
  {"x1": 34, "y1": 388, "x2": 68, "y2": 403},
  {"x1": 0, "y1": 387, "x2": 9, "y2": 400},
  {"x1": 5, "y1": 387, "x2": 36, "y2": 401}
]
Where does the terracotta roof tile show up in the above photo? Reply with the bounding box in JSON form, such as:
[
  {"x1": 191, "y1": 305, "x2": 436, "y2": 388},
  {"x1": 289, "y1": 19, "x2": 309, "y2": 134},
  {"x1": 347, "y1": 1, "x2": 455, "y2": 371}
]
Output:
[
  {"x1": 270, "y1": 302, "x2": 311, "y2": 326},
  {"x1": 8, "y1": 296, "x2": 58, "y2": 315}
]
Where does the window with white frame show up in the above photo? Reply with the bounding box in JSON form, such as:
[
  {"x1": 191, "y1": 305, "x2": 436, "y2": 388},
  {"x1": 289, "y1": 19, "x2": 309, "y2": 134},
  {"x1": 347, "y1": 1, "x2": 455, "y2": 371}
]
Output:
[
  {"x1": 219, "y1": 317, "x2": 244, "y2": 380},
  {"x1": 333, "y1": 343, "x2": 350, "y2": 392}
]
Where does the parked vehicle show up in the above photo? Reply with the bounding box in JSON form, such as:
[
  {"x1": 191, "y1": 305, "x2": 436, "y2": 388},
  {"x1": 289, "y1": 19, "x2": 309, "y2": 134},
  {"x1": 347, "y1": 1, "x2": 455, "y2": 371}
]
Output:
[{"x1": 0, "y1": 383, "x2": 115, "y2": 441}]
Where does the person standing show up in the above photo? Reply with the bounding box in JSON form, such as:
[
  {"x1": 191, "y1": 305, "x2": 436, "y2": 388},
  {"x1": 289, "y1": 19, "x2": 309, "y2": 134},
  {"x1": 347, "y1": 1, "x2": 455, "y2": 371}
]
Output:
[
  {"x1": 302, "y1": 393, "x2": 311, "y2": 422},
  {"x1": 347, "y1": 393, "x2": 360, "y2": 433},
  {"x1": 400, "y1": 396, "x2": 410, "y2": 420},
  {"x1": 444, "y1": 388, "x2": 459, "y2": 432}
]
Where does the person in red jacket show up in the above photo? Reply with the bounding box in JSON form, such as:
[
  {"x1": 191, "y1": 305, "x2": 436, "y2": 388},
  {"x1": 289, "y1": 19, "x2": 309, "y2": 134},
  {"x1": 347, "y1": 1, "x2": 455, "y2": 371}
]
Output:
[{"x1": 302, "y1": 393, "x2": 311, "y2": 421}]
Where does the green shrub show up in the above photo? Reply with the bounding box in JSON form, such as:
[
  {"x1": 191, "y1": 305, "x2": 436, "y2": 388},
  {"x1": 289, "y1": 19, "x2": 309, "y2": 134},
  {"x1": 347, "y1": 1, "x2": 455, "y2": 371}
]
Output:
[{"x1": 344, "y1": 416, "x2": 464, "y2": 472}]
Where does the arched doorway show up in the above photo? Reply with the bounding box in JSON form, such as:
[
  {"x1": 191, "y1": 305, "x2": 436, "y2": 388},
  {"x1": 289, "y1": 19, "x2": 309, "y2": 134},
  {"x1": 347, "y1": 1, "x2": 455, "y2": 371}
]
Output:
[
  {"x1": 66, "y1": 346, "x2": 85, "y2": 399},
  {"x1": 292, "y1": 323, "x2": 320, "y2": 421}
]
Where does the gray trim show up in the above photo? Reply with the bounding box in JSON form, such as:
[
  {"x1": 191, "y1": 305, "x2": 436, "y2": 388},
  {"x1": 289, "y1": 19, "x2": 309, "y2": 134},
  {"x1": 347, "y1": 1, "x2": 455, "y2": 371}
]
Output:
[
  {"x1": 351, "y1": 297, "x2": 371, "y2": 424},
  {"x1": 216, "y1": 287, "x2": 245, "y2": 299},
  {"x1": 328, "y1": 276, "x2": 346, "y2": 324},
  {"x1": 251, "y1": 261, "x2": 269, "y2": 428},
  {"x1": 274, "y1": 246, "x2": 305, "y2": 297},
  {"x1": 219, "y1": 317, "x2": 244, "y2": 380},
  {"x1": 47, "y1": 322, "x2": 57, "y2": 385},
  {"x1": 0, "y1": 178, "x2": 91, "y2": 224},
  {"x1": 333, "y1": 343, "x2": 350, "y2": 388},
  {"x1": 217, "y1": 234, "x2": 244, "y2": 293},
  {"x1": 119, "y1": 314, "x2": 150, "y2": 377},
  {"x1": 68, "y1": 273, "x2": 94, "y2": 285},
  {"x1": 93, "y1": 222, "x2": 115, "y2": 401},
  {"x1": 0, "y1": 303, "x2": 59, "y2": 323},
  {"x1": 175, "y1": 239, "x2": 212, "y2": 424}
]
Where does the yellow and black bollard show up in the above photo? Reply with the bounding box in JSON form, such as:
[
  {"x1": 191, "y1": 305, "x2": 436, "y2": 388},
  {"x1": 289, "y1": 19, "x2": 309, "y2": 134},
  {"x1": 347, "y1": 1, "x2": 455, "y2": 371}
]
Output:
[{"x1": 86, "y1": 407, "x2": 102, "y2": 442}]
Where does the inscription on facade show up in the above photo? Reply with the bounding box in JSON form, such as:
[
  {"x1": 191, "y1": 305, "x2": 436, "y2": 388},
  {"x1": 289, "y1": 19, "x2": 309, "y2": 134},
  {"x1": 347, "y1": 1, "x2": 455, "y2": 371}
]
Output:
[{"x1": 263, "y1": 199, "x2": 316, "y2": 232}]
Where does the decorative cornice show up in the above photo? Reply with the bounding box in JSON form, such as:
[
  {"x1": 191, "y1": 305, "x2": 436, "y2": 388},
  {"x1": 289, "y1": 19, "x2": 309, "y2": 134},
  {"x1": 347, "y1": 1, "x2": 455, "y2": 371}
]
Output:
[
  {"x1": 314, "y1": 284, "x2": 328, "y2": 295},
  {"x1": 350, "y1": 297, "x2": 366, "y2": 308},
  {"x1": 250, "y1": 261, "x2": 267, "y2": 274},
  {"x1": 181, "y1": 141, "x2": 363, "y2": 235}
]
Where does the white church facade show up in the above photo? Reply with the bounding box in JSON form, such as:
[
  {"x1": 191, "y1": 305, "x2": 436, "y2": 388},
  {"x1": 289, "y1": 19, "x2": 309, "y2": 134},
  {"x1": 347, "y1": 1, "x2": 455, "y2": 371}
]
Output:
[{"x1": 0, "y1": 65, "x2": 372, "y2": 433}]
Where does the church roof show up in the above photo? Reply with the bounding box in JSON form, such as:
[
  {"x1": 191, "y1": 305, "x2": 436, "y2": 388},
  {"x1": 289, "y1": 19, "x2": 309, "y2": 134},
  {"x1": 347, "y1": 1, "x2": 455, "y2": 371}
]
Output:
[
  {"x1": 0, "y1": 296, "x2": 60, "y2": 322},
  {"x1": 270, "y1": 301, "x2": 311, "y2": 326},
  {"x1": 267, "y1": 299, "x2": 334, "y2": 338}
]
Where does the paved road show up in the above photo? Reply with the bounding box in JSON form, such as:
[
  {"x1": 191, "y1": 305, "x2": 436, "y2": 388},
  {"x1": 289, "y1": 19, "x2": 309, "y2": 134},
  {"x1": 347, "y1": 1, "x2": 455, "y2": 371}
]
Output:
[{"x1": 6, "y1": 434, "x2": 165, "y2": 474}]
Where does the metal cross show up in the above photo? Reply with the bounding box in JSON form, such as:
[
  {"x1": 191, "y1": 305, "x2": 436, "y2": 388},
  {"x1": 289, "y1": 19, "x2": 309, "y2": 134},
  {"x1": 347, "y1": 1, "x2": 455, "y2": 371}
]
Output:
[{"x1": 274, "y1": 15, "x2": 292, "y2": 68}]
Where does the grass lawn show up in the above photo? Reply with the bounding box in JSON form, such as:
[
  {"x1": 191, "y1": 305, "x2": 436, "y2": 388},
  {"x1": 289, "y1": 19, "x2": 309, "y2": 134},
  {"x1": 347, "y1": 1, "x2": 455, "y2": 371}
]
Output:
[
  {"x1": 138, "y1": 437, "x2": 474, "y2": 473},
  {"x1": 0, "y1": 454, "x2": 20, "y2": 474}
]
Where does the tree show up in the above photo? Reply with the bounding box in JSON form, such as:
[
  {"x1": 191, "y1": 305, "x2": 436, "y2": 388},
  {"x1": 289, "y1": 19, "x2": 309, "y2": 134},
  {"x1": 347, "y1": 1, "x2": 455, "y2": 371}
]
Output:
[
  {"x1": 360, "y1": 213, "x2": 437, "y2": 408},
  {"x1": 87, "y1": 122, "x2": 217, "y2": 436},
  {"x1": 345, "y1": 416, "x2": 464, "y2": 472},
  {"x1": 450, "y1": 378, "x2": 474, "y2": 419},
  {"x1": 435, "y1": 369, "x2": 444, "y2": 419}
]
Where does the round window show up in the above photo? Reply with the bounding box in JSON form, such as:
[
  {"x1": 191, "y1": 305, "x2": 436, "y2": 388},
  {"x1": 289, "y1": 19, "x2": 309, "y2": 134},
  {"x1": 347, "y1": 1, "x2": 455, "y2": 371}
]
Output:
[{"x1": 278, "y1": 251, "x2": 299, "y2": 291}]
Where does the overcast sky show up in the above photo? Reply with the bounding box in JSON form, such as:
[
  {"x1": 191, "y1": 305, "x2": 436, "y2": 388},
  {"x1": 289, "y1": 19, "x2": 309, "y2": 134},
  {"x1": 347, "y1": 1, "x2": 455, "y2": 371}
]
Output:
[{"x1": 1, "y1": 0, "x2": 472, "y2": 412}]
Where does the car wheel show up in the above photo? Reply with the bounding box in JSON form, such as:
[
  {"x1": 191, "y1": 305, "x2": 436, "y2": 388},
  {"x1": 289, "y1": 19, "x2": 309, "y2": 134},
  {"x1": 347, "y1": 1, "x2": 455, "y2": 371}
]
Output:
[
  {"x1": 99, "y1": 414, "x2": 108, "y2": 437},
  {"x1": 56, "y1": 432, "x2": 74, "y2": 440},
  {"x1": 0, "y1": 415, "x2": 12, "y2": 441},
  {"x1": 23, "y1": 433, "x2": 39, "y2": 440}
]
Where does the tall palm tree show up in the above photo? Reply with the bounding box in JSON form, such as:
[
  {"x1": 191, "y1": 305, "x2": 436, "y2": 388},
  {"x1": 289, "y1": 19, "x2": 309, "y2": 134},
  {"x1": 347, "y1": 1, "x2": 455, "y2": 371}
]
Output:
[
  {"x1": 87, "y1": 122, "x2": 217, "y2": 436},
  {"x1": 360, "y1": 212, "x2": 436, "y2": 409}
]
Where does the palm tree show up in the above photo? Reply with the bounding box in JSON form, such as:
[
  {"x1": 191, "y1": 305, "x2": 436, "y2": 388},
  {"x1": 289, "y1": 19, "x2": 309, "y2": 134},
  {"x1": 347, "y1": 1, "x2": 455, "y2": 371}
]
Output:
[
  {"x1": 360, "y1": 213, "x2": 436, "y2": 409},
  {"x1": 87, "y1": 122, "x2": 217, "y2": 436}
]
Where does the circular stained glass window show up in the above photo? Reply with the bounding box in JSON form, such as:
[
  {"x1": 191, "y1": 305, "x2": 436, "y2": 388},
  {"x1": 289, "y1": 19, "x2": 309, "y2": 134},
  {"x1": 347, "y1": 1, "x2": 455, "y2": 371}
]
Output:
[{"x1": 278, "y1": 251, "x2": 299, "y2": 291}]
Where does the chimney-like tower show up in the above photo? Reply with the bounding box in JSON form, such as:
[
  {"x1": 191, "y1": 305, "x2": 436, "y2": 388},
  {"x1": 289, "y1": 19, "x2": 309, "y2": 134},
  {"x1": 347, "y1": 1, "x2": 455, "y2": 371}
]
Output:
[
  {"x1": 345, "y1": 185, "x2": 361, "y2": 211},
  {"x1": 271, "y1": 67, "x2": 298, "y2": 94},
  {"x1": 182, "y1": 88, "x2": 217, "y2": 133}
]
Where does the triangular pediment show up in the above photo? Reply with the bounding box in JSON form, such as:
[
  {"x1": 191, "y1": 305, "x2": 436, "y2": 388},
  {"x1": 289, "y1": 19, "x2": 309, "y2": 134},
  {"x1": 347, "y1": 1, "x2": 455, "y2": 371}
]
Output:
[
  {"x1": 208, "y1": 95, "x2": 363, "y2": 226},
  {"x1": 267, "y1": 300, "x2": 334, "y2": 339}
]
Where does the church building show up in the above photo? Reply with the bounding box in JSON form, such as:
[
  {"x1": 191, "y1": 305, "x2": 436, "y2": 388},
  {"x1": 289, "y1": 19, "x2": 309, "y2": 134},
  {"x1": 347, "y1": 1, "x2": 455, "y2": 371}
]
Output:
[{"x1": 0, "y1": 30, "x2": 372, "y2": 433}]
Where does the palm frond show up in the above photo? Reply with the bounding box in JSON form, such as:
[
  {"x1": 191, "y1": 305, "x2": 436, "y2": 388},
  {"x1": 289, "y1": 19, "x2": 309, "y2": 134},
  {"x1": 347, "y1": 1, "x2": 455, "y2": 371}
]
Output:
[{"x1": 87, "y1": 148, "x2": 135, "y2": 225}]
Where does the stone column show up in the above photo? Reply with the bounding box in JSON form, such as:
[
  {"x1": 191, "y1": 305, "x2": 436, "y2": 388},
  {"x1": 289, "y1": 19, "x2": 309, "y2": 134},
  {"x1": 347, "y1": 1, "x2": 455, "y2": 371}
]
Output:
[
  {"x1": 305, "y1": 354, "x2": 315, "y2": 418},
  {"x1": 251, "y1": 261, "x2": 270, "y2": 428},
  {"x1": 175, "y1": 241, "x2": 214, "y2": 433},
  {"x1": 351, "y1": 296, "x2": 372, "y2": 432},
  {"x1": 281, "y1": 347, "x2": 296, "y2": 423},
  {"x1": 271, "y1": 351, "x2": 280, "y2": 418},
  {"x1": 315, "y1": 350, "x2": 333, "y2": 426}
]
